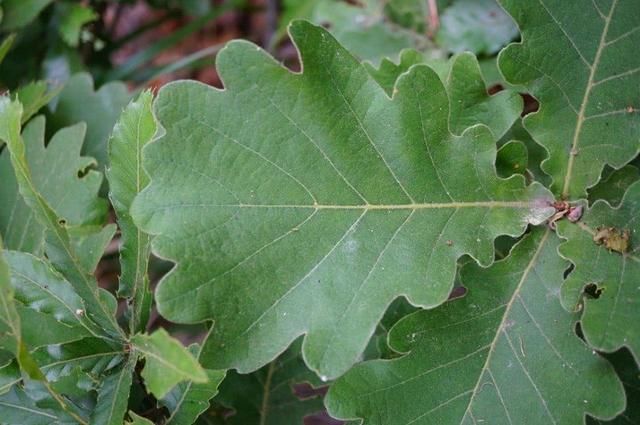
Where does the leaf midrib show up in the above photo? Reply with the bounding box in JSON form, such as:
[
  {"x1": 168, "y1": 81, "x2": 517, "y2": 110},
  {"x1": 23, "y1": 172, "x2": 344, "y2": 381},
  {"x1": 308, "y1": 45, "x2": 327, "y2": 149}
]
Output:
[
  {"x1": 461, "y1": 228, "x2": 551, "y2": 423},
  {"x1": 561, "y1": 0, "x2": 617, "y2": 198}
]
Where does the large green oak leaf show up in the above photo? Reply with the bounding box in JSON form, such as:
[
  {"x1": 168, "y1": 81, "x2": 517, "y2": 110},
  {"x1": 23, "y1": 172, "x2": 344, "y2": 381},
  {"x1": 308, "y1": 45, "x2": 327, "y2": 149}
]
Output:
[
  {"x1": 131, "y1": 21, "x2": 554, "y2": 379},
  {"x1": 498, "y1": 0, "x2": 640, "y2": 199},
  {"x1": 326, "y1": 229, "x2": 625, "y2": 424}
]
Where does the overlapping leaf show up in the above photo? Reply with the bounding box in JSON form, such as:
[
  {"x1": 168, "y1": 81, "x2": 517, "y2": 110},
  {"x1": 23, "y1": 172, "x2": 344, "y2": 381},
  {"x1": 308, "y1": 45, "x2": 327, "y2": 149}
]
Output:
[
  {"x1": 48, "y1": 73, "x2": 130, "y2": 171},
  {"x1": 326, "y1": 229, "x2": 625, "y2": 424},
  {"x1": 498, "y1": 0, "x2": 640, "y2": 198},
  {"x1": 0, "y1": 116, "x2": 107, "y2": 255},
  {"x1": 132, "y1": 21, "x2": 554, "y2": 379},
  {"x1": 558, "y1": 181, "x2": 640, "y2": 361},
  {"x1": 107, "y1": 91, "x2": 156, "y2": 333},
  {"x1": 90, "y1": 356, "x2": 136, "y2": 425},
  {"x1": 366, "y1": 51, "x2": 522, "y2": 140},
  {"x1": 214, "y1": 340, "x2": 324, "y2": 425},
  {"x1": 161, "y1": 336, "x2": 226, "y2": 425},
  {"x1": 0, "y1": 97, "x2": 123, "y2": 339},
  {"x1": 132, "y1": 329, "x2": 208, "y2": 399},
  {"x1": 5, "y1": 250, "x2": 93, "y2": 348}
]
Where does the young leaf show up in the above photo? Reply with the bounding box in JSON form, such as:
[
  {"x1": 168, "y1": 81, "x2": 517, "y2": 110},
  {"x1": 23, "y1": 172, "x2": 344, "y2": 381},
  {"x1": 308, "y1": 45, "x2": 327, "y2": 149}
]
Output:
[
  {"x1": 214, "y1": 340, "x2": 324, "y2": 425},
  {"x1": 107, "y1": 91, "x2": 156, "y2": 334},
  {"x1": 498, "y1": 0, "x2": 640, "y2": 198},
  {"x1": 132, "y1": 329, "x2": 208, "y2": 399},
  {"x1": 0, "y1": 116, "x2": 108, "y2": 255},
  {"x1": 89, "y1": 355, "x2": 136, "y2": 425},
  {"x1": 132, "y1": 21, "x2": 554, "y2": 378},
  {"x1": 48, "y1": 73, "x2": 130, "y2": 171},
  {"x1": 0, "y1": 97, "x2": 124, "y2": 339},
  {"x1": 161, "y1": 337, "x2": 226, "y2": 425},
  {"x1": 559, "y1": 181, "x2": 640, "y2": 361},
  {"x1": 5, "y1": 250, "x2": 94, "y2": 348},
  {"x1": 326, "y1": 229, "x2": 625, "y2": 424}
]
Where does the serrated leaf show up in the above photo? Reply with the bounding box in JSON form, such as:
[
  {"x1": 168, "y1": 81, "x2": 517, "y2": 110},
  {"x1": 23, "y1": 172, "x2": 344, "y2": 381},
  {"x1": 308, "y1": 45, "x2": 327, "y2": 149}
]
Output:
[
  {"x1": 5, "y1": 250, "x2": 93, "y2": 348},
  {"x1": 57, "y1": 3, "x2": 97, "y2": 47},
  {"x1": 588, "y1": 165, "x2": 640, "y2": 207},
  {"x1": 558, "y1": 181, "x2": 640, "y2": 362},
  {"x1": 214, "y1": 340, "x2": 323, "y2": 425},
  {"x1": 367, "y1": 51, "x2": 522, "y2": 140},
  {"x1": 89, "y1": 355, "x2": 135, "y2": 425},
  {"x1": 498, "y1": 0, "x2": 640, "y2": 198},
  {"x1": 48, "y1": 73, "x2": 130, "y2": 171},
  {"x1": 106, "y1": 91, "x2": 156, "y2": 334},
  {"x1": 436, "y1": 0, "x2": 518, "y2": 55},
  {"x1": 132, "y1": 20, "x2": 554, "y2": 378},
  {"x1": 132, "y1": 329, "x2": 208, "y2": 399},
  {"x1": 326, "y1": 229, "x2": 625, "y2": 424},
  {"x1": 0, "y1": 116, "x2": 108, "y2": 255},
  {"x1": 162, "y1": 337, "x2": 225, "y2": 425},
  {"x1": 0, "y1": 97, "x2": 124, "y2": 340}
]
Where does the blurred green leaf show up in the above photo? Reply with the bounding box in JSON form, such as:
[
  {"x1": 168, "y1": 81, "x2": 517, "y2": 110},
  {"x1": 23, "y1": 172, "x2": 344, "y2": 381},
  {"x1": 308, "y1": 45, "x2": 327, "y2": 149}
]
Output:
[
  {"x1": 57, "y1": 3, "x2": 97, "y2": 48},
  {"x1": 1, "y1": 0, "x2": 52, "y2": 31}
]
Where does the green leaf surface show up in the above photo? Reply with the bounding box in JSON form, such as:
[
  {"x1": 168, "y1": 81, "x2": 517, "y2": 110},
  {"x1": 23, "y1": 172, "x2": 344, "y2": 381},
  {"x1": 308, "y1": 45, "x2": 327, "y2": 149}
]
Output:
[
  {"x1": 436, "y1": 0, "x2": 518, "y2": 55},
  {"x1": 367, "y1": 51, "x2": 523, "y2": 140},
  {"x1": 126, "y1": 412, "x2": 155, "y2": 425},
  {"x1": 107, "y1": 91, "x2": 156, "y2": 333},
  {"x1": 57, "y1": 3, "x2": 97, "y2": 47},
  {"x1": 162, "y1": 339, "x2": 226, "y2": 425},
  {"x1": 5, "y1": 250, "x2": 93, "y2": 348},
  {"x1": 0, "y1": 97, "x2": 123, "y2": 339},
  {"x1": 48, "y1": 73, "x2": 130, "y2": 171},
  {"x1": 0, "y1": 116, "x2": 108, "y2": 255},
  {"x1": 326, "y1": 229, "x2": 625, "y2": 424},
  {"x1": 14, "y1": 81, "x2": 62, "y2": 124},
  {"x1": 496, "y1": 140, "x2": 527, "y2": 178},
  {"x1": 214, "y1": 340, "x2": 324, "y2": 425},
  {"x1": 498, "y1": 0, "x2": 640, "y2": 198},
  {"x1": 132, "y1": 21, "x2": 554, "y2": 378},
  {"x1": 0, "y1": 385, "x2": 76, "y2": 425},
  {"x1": 559, "y1": 181, "x2": 640, "y2": 361},
  {"x1": 588, "y1": 165, "x2": 640, "y2": 206},
  {"x1": 33, "y1": 337, "x2": 125, "y2": 383},
  {"x1": 590, "y1": 348, "x2": 640, "y2": 424},
  {"x1": 0, "y1": 34, "x2": 16, "y2": 66},
  {"x1": 0, "y1": 237, "x2": 20, "y2": 357},
  {"x1": 89, "y1": 355, "x2": 135, "y2": 425},
  {"x1": 0, "y1": 0, "x2": 52, "y2": 30},
  {"x1": 132, "y1": 329, "x2": 208, "y2": 399}
]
